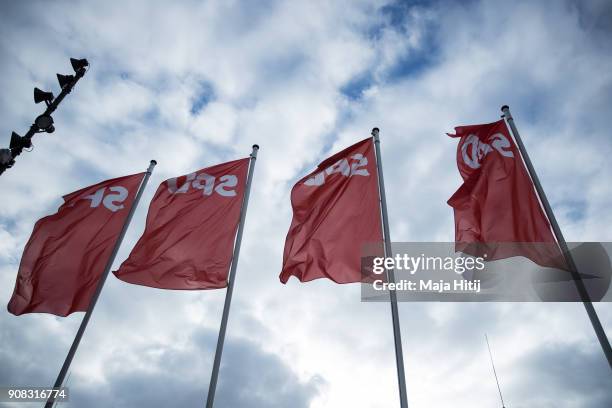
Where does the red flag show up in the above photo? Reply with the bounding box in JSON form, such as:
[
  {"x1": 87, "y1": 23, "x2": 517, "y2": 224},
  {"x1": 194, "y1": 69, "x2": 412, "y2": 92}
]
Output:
[
  {"x1": 113, "y1": 158, "x2": 249, "y2": 289},
  {"x1": 447, "y1": 119, "x2": 564, "y2": 268},
  {"x1": 280, "y1": 138, "x2": 382, "y2": 284},
  {"x1": 8, "y1": 173, "x2": 145, "y2": 316}
]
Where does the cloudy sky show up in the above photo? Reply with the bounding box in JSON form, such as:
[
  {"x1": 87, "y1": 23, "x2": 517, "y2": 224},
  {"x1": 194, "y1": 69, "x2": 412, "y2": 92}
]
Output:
[{"x1": 1, "y1": 0, "x2": 612, "y2": 407}]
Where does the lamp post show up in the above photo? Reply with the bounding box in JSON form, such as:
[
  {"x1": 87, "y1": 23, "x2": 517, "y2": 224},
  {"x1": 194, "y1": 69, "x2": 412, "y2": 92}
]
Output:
[{"x1": 0, "y1": 58, "x2": 89, "y2": 176}]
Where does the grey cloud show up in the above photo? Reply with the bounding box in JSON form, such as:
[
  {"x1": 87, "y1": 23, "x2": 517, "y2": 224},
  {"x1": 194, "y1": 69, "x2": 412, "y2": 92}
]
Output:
[
  {"x1": 0, "y1": 319, "x2": 323, "y2": 408},
  {"x1": 509, "y1": 341, "x2": 612, "y2": 408}
]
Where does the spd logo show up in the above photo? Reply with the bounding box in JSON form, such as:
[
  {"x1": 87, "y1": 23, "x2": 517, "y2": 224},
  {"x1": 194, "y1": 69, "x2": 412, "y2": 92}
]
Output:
[
  {"x1": 461, "y1": 133, "x2": 514, "y2": 169},
  {"x1": 304, "y1": 154, "x2": 369, "y2": 187},
  {"x1": 167, "y1": 172, "x2": 238, "y2": 197},
  {"x1": 83, "y1": 187, "x2": 129, "y2": 212}
]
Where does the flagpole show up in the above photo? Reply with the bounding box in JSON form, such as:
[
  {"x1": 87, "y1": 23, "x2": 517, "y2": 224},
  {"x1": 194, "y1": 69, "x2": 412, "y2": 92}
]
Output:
[
  {"x1": 501, "y1": 105, "x2": 612, "y2": 369},
  {"x1": 44, "y1": 160, "x2": 157, "y2": 408},
  {"x1": 206, "y1": 145, "x2": 259, "y2": 408},
  {"x1": 372, "y1": 128, "x2": 409, "y2": 408}
]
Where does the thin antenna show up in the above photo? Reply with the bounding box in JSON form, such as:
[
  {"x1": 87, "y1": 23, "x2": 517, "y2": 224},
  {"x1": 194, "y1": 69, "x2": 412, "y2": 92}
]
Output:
[{"x1": 485, "y1": 334, "x2": 506, "y2": 408}]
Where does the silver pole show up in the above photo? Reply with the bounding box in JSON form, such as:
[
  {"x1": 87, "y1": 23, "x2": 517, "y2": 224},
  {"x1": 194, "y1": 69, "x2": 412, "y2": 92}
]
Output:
[
  {"x1": 372, "y1": 128, "x2": 409, "y2": 408},
  {"x1": 501, "y1": 105, "x2": 612, "y2": 369},
  {"x1": 205, "y1": 145, "x2": 259, "y2": 408},
  {"x1": 485, "y1": 334, "x2": 506, "y2": 408},
  {"x1": 45, "y1": 160, "x2": 157, "y2": 408}
]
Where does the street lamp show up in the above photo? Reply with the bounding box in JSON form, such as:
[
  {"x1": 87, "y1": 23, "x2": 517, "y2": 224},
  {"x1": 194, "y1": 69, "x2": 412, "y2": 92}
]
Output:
[{"x1": 0, "y1": 57, "x2": 89, "y2": 175}]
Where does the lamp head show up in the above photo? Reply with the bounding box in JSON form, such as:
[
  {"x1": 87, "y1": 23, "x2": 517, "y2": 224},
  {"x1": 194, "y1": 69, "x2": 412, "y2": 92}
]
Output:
[
  {"x1": 57, "y1": 73, "x2": 75, "y2": 89},
  {"x1": 9, "y1": 131, "x2": 32, "y2": 150},
  {"x1": 34, "y1": 87, "x2": 54, "y2": 104},
  {"x1": 70, "y1": 58, "x2": 89, "y2": 72}
]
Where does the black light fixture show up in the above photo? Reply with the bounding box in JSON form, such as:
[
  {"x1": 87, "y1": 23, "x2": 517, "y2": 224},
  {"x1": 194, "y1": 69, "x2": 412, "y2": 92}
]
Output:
[
  {"x1": 70, "y1": 58, "x2": 89, "y2": 72},
  {"x1": 1, "y1": 56, "x2": 89, "y2": 176},
  {"x1": 34, "y1": 115, "x2": 55, "y2": 133},
  {"x1": 9, "y1": 132, "x2": 32, "y2": 151},
  {"x1": 34, "y1": 87, "x2": 54, "y2": 105},
  {"x1": 57, "y1": 73, "x2": 75, "y2": 89},
  {"x1": 0, "y1": 148, "x2": 12, "y2": 167}
]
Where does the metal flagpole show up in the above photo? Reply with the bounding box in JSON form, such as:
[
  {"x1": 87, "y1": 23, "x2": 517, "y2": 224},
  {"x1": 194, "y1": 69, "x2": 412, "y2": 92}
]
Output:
[
  {"x1": 485, "y1": 334, "x2": 506, "y2": 408},
  {"x1": 372, "y1": 128, "x2": 409, "y2": 408},
  {"x1": 206, "y1": 145, "x2": 259, "y2": 408},
  {"x1": 501, "y1": 105, "x2": 612, "y2": 369},
  {"x1": 44, "y1": 160, "x2": 157, "y2": 408}
]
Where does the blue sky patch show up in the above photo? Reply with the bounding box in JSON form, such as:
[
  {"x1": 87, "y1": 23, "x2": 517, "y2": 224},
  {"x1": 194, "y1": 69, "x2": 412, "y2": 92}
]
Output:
[
  {"x1": 558, "y1": 199, "x2": 587, "y2": 222},
  {"x1": 340, "y1": 72, "x2": 374, "y2": 101},
  {"x1": 190, "y1": 81, "x2": 215, "y2": 115}
]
